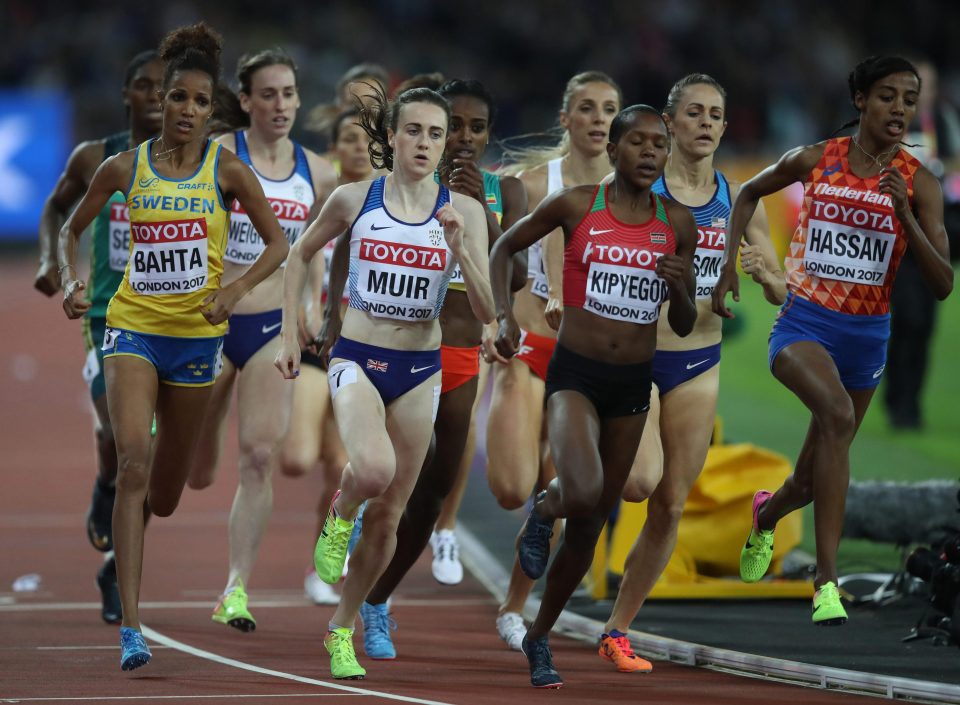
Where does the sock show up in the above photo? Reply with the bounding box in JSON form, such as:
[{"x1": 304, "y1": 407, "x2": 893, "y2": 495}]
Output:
[
  {"x1": 609, "y1": 629, "x2": 628, "y2": 638},
  {"x1": 329, "y1": 621, "x2": 353, "y2": 634}
]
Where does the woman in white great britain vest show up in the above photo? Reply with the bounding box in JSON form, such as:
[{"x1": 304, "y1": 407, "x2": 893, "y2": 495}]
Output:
[
  {"x1": 714, "y1": 56, "x2": 953, "y2": 626},
  {"x1": 490, "y1": 106, "x2": 698, "y2": 688},
  {"x1": 598, "y1": 74, "x2": 784, "y2": 673},
  {"x1": 275, "y1": 86, "x2": 493, "y2": 680},
  {"x1": 486, "y1": 71, "x2": 623, "y2": 651},
  {"x1": 185, "y1": 48, "x2": 337, "y2": 633},
  {"x1": 283, "y1": 108, "x2": 374, "y2": 608}
]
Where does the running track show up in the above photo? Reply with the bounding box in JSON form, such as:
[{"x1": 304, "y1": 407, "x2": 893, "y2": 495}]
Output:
[{"x1": 0, "y1": 256, "x2": 881, "y2": 704}]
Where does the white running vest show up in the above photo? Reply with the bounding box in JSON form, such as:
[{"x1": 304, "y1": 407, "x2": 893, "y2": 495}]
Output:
[{"x1": 527, "y1": 157, "x2": 563, "y2": 300}]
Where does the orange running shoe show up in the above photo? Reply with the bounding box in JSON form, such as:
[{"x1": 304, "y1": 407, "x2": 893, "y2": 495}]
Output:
[{"x1": 598, "y1": 632, "x2": 652, "y2": 673}]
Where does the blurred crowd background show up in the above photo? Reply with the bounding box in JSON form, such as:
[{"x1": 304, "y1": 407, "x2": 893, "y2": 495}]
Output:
[{"x1": 3, "y1": 0, "x2": 958, "y2": 168}]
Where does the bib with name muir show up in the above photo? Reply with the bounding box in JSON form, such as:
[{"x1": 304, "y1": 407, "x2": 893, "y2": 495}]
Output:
[
  {"x1": 106, "y1": 139, "x2": 230, "y2": 337},
  {"x1": 347, "y1": 176, "x2": 455, "y2": 322},
  {"x1": 786, "y1": 137, "x2": 920, "y2": 315}
]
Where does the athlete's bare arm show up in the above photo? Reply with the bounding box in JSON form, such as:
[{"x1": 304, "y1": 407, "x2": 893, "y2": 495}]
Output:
[
  {"x1": 443, "y1": 195, "x2": 495, "y2": 324},
  {"x1": 660, "y1": 200, "x2": 698, "y2": 337},
  {"x1": 730, "y1": 182, "x2": 785, "y2": 305}
]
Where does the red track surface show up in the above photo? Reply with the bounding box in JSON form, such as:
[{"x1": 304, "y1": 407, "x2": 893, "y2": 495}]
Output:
[{"x1": 0, "y1": 257, "x2": 880, "y2": 704}]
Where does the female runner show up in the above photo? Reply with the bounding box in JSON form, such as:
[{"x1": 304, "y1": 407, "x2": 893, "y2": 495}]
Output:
[
  {"x1": 183, "y1": 48, "x2": 337, "y2": 632},
  {"x1": 36, "y1": 50, "x2": 162, "y2": 624},
  {"x1": 491, "y1": 105, "x2": 697, "y2": 688},
  {"x1": 275, "y1": 86, "x2": 493, "y2": 680},
  {"x1": 59, "y1": 23, "x2": 288, "y2": 670},
  {"x1": 713, "y1": 56, "x2": 952, "y2": 625},
  {"x1": 599, "y1": 74, "x2": 784, "y2": 672},
  {"x1": 487, "y1": 70, "x2": 622, "y2": 651}
]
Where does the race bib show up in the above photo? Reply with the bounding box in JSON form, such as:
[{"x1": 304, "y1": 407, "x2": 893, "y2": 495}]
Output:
[
  {"x1": 354, "y1": 237, "x2": 449, "y2": 320},
  {"x1": 803, "y1": 199, "x2": 896, "y2": 285},
  {"x1": 225, "y1": 198, "x2": 310, "y2": 265},
  {"x1": 128, "y1": 218, "x2": 208, "y2": 295},
  {"x1": 328, "y1": 360, "x2": 358, "y2": 400},
  {"x1": 694, "y1": 220, "x2": 726, "y2": 299},
  {"x1": 527, "y1": 242, "x2": 549, "y2": 299},
  {"x1": 582, "y1": 244, "x2": 667, "y2": 323},
  {"x1": 108, "y1": 202, "x2": 131, "y2": 272}
]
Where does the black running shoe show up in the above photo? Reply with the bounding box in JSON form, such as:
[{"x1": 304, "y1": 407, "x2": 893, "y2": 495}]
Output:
[
  {"x1": 96, "y1": 557, "x2": 122, "y2": 625},
  {"x1": 86, "y1": 479, "x2": 115, "y2": 552},
  {"x1": 522, "y1": 634, "x2": 563, "y2": 688},
  {"x1": 517, "y1": 492, "x2": 553, "y2": 580}
]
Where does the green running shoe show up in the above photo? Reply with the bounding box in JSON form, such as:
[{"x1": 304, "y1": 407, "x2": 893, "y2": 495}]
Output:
[
  {"x1": 812, "y1": 581, "x2": 848, "y2": 626},
  {"x1": 740, "y1": 490, "x2": 775, "y2": 583},
  {"x1": 211, "y1": 580, "x2": 256, "y2": 632},
  {"x1": 315, "y1": 490, "x2": 355, "y2": 584},
  {"x1": 324, "y1": 627, "x2": 366, "y2": 680}
]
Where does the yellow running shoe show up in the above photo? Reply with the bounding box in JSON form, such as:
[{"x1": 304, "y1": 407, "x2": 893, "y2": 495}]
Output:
[
  {"x1": 324, "y1": 627, "x2": 366, "y2": 680},
  {"x1": 212, "y1": 580, "x2": 256, "y2": 632},
  {"x1": 740, "y1": 490, "x2": 775, "y2": 583},
  {"x1": 812, "y1": 581, "x2": 848, "y2": 626},
  {"x1": 315, "y1": 490, "x2": 355, "y2": 584}
]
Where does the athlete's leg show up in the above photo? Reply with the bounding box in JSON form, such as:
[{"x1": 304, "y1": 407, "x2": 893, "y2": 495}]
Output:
[
  {"x1": 486, "y1": 360, "x2": 544, "y2": 509},
  {"x1": 620, "y1": 389, "x2": 663, "y2": 503},
  {"x1": 104, "y1": 356, "x2": 158, "y2": 631},
  {"x1": 757, "y1": 341, "x2": 875, "y2": 587},
  {"x1": 366, "y1": 375, "x2": 478, "y2": 604},
  {"x1": 92, "y1": 394, "x2": 119, "y2": 486},
  {"x1": 225, "y1": 337, "x2": 293, "y2": 592},
  {"x1": 607, "y1": 367, "x2": 718, "y2": 633},
  {"x1": 280, "y1": 364, "x2": 326, "y2": 478},
  {"x1": 528, "y1": 395, "x2": 646, "y2": 640},
  {"x1": 186, "y1": 360, "x2": 237, "y2": 490},
  {"x1": 331, "y1": 372, "x2": 439, "y2": 628}
]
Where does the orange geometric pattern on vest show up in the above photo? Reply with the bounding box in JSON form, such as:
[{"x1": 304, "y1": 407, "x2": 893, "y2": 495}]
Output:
[{"x1": 785, "y1": 137, "x2": 921, "y2": 315}]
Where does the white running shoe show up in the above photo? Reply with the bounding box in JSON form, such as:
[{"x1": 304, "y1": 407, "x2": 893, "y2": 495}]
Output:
[
  {"x1": 431, "y1": 529, "x2": 464, "y2": 585},
  {"x1": 496, "y1": 611, "x2": 525, "y2": 651},
  {"x1": 304, "y1": 569, "x2": 340, "y2": 605}
]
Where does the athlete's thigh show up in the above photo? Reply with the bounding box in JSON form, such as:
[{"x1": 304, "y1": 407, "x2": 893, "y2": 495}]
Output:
[
  {"x1": 328, "y1": 358, "x2": 393, "y2": 468},
  {"x1": 623, "y1": 386, "x2": 663, "y2": 502},
  {"x1": 282, "y1": 365, "x2": 327, "y2": 468},
  {"x1": 597, "y1": 412, "x2": 648, "y2": 512},
  {"x1": 236, "y1": 337, "x2": 294, "y2": 447},
  {"x1": 773, "y1": 340, "x2": 849, "y2": 413},
  {"x1": 656, "y1": 365, "x2": 719, "y2": 500},
  {"x1": 382, "y1": 371, "x2": 442, "y2": 504},
  {"x1": 431, "y1": 376, "x2": 479, "y2": 482},
  {"x1": 187, "y1": 360, "x2": 236, "y2": 486},
  {"x1": 104, "y1": 355, "x2": 158, "y2": 463},
  {"x1": 152, "y1": 382, "x2": 215, "y2": 494},
  {"x1": 546, "y1": 390, "x2": 603, "y2": 492},
  {"x1": 487, "y1": 359, "x2": 541, "y2": 484}
]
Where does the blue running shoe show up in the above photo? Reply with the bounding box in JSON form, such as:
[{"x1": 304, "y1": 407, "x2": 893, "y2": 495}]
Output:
[
  {"x1": 119, "y1": 627, "x2": 151, "y2": 671},
  {"x1": 522, "y1": 634, "x2": 563, "y2": 688},
  {"x1": 359, "y1": 601, "x2": 397, "y2": 659},
  {"x1": 517, "y1": 492, "x2": 553, "y2": 580},
  {"x1": 347, "y1": 501, "x2": 365, "y2": 555}
]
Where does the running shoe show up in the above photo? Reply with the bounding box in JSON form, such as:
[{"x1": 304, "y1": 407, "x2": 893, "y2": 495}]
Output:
[
  {"x1": 324, "y1": 627, "x2": 366, "y2": 679},
  {"x1": 315, "y1": 491, "x2": 355, "y2": 584},
  {"x1": 304, "y1": 569, "x2": 340, "y2": 605},
  {"x1": 359, "y1": 601, "x2": 397, "y2": 659},
  {"x1": 812, "y1": 581, "x2": 848, "y2": 626},
  {"x1": 521, "y1": 634, "x2": 563, "y2": 689},
  {"x1": 119, "y1": 627, "x2": 151, "y2": 671},
  {"x1": 431, "y1": 529, "x2": 464, "y2": 585},
  {"x1": 740, "y1": 490, "x2": 775, "y2": 583},
  {"x1": 495, "y1": 611, "x2": 525, "y2": 651},
  {"x1": 96, "y1": 555, "x2": 122, "y2": 625},
  {"x1": 517, "y1": 492, "x2": 553, "y2": 580},
  {"x1": 598, "y1": 631, "x2": 652, "y2": 673},
  {"x1": 86, "y1": 478, "x2": 115, "y2": 552},
  {"x1": 211, "y1": 580, "x2": 256, "y2": 632}
]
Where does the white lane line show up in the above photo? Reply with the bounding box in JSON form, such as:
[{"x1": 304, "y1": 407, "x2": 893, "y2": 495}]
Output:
[
  {"x1": 0, "y1": 695, "x2": 362, "y2": 702},
  {"x1": 0, "y1": 598, "x2": 491, "y2": 613},
  {"x1": 141, "y1": 625, "x2": 453, "y2": 705}
]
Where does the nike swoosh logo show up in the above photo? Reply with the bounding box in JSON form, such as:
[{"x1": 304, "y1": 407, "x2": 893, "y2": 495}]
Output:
[
  {"x1": 370, "y1": 224, "x2": 392, "y2": 231},
  {"x1": 262, "y1": 322, "x2": 282, "y2": 334},
  {"x1": 410, "y1": 364, "x2": 434, "y2": 374},
  {"x1": 685, "y1": 359, "x2": 709, "y2": 370},
  {"x1": 589, "y1": 227, "x2": 614, "y2": 236}
]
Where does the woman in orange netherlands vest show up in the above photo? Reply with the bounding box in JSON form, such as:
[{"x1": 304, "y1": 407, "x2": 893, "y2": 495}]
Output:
[
  {"x1": 58, "y1": 23, "x2": 288, "y2": 671},
  {"x1": 491, "y1": 105, "x2": 698, "y2": 688},
  {"x1": 714, "y1": 56, "x2": 953, "y2": 627}
]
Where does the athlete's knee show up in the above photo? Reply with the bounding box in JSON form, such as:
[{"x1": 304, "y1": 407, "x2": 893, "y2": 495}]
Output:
[
  {"x1": 489, "y1": 477, "x2": 528, "y2": 510},
  {"x1": 359, "y1": 500, "x2": 402, "y2": 544},
  {"x1": 563, "y1": 516, "x2": 606, "y2": 552},
  {"x1": 622, "y1": 474, "x2": 658, "y2": 503},
  {"x1": 646, "y1": 492, "x2": 685, "y2": 534},
  {"x1": 816, "y1": 399, "x2": 856, "y2": 441},
  {"x1": 94, "y1": 421, "x2": 116, "y2": 449},
  {"x1": 239, "y1": 442, "x2": 275, "y2": 485},
  {"x1": 348, "y1": 459, "x2": 395, "y2": 499},
  {"x1": 115, "y1": 456, "x2": 149, "y2": 494},
  {"x1": 148, "y1": 492, "x2": 179, "y2": 518},
  {"x1": 561, "y1": 478, "x2": 604, "y2": 518}
]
